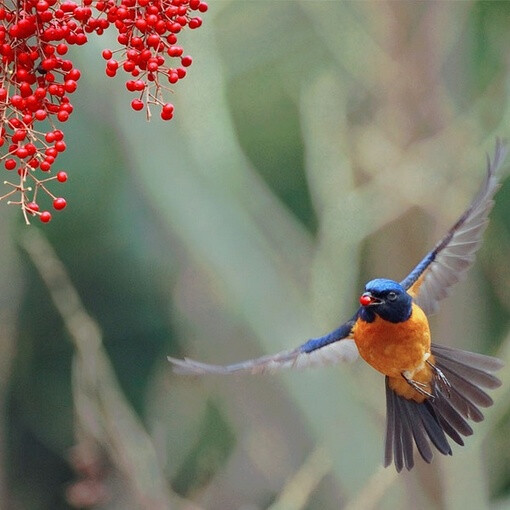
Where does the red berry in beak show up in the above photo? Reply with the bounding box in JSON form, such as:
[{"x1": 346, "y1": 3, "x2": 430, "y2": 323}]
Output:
[{"x1": 360, "y1": 293, "x2": 372, "y2": 306}]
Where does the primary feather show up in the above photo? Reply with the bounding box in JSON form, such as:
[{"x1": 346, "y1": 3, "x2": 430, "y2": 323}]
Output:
[
  {"x1": 167, "y1": 339, "x2": 358, "y2": 375},
  {"x1": 168, "y1": 319, "x2": 359, "y2": 375},
  {"x1": 402, "y1": 139, "x2": 508, "y2": 315}
]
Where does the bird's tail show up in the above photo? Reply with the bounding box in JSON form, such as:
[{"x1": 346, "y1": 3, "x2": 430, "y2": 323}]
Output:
[{"x1": 384, "y1": 343, "x2": 503, "y2": 471}]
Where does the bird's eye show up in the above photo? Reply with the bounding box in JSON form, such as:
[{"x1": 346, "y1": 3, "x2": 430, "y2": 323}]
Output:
[{"x1": 387, "y1": 291, "x2": 397, "y2": 301}]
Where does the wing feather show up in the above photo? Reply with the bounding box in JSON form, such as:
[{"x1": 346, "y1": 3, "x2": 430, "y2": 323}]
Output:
[
  {"x1": 401, "y1": 139, "x2": 508, "y2": 315},
  {"x1": 168, "y1": 319, "x2": 358, "y2": 375}
]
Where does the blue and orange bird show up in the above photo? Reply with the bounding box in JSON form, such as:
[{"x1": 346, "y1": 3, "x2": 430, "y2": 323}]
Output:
[{"x1": 169, "y1": 140, "x2": 507, "y2": 471}]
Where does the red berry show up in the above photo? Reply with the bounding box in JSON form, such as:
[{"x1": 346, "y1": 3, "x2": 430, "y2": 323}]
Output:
[
  {"x1": 181, "y1": 56, "x2": 192, "y2": 67},
  {"x1": 55, "y1": 141, "x2": 66, "y2": 152},
  {"x1": 64, "y1": 80, "x2": 77, "y2": 93},
  {"x1": 161, "y1": 103, "x2": 174, "y2": 120},
  {"x1": 36, "y1": 0, "x2": 49, "y2": 11},
  {"x1": 25, "y1": 143, "x2": 36, "y2": 155},
  {"x1": 16, "y1": 147, "x2": 29, "y2": 158},
  {"x1": 26, "y1": 202, "x2": 39, "y2": 214},
  {"x1": 106, "y1": 59, "x2": 118, "y2": 70},
  {"x1": 123, "y1": 60, "x2": 135, "y2": 72},
  {"x1": 35, "y1": 109, "x2": 47, "y2": 121},
  {"x1": 102, "y1": 49, "x2": 112, "y2": 60},
  {"x1": 66, "y1": 69, "x2": 81, "y2": 81},
  {"x1": 57, "y1": 171, "x2": 68, "y2": 182},
  {"x1": 40, "y1": 160, "x2": 51, "y2": 172},
  {"x1": 12, "y1": 129, "x2": 27, "y2": 142},
  {"x1": 146, "y1": 14, "x2": 158, "y2": 27},
  {"x1": 359, "y1": 294, "x2": 372, "y2": 306},
  {"x1": 188, "y1": 17, "x2": 202, "y2": 29},
  {"x1": 147, "y1": 34, "x2": 160, "y2": 47},
  {"x1": 5, "y1": 159, "x2": 16, "y2": 170},
  {"x1": 40, "y1": 211, "x2": 52, "y2": 223},
  {"x1": 53, "y1": 197, "x2": 67, "y2": 210},
  {"x1": 10, "y1": 95, "x2": 24, "y2": 108},
  {"x1": 131, "y1": 99, "x2": 144, "y2": 111},
  {"x1": 168, "y1": 46, "x2": 183, "y2": 57}
]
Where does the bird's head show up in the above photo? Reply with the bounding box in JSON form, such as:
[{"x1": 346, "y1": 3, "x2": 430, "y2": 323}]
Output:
[{"x1": 359, "y1": 278, "x2": 412, "y2": 323}]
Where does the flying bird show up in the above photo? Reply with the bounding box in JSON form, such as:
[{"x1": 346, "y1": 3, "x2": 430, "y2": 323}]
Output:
[{"x1": 168, "y1": 140, "x2": 507, "y2": 472}]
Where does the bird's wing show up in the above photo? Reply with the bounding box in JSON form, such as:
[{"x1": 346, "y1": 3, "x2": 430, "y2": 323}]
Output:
[
  {"x1": 168, "y1": 318, "x2": 358, "y2": 375},
  {"x1": 401, "y1": 139, "x2": 507, "y2": 315}
]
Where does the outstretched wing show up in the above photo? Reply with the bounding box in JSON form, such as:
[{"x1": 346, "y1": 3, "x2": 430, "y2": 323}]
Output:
[
  {"x1": 401, "y1": 139, "x2": 508, "y2": 315},
  {"x1": 168, "y1": 317, "x2": 358, "y2": 375}
]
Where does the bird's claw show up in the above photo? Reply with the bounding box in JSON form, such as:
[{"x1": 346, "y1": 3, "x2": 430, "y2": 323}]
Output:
[
  {"x1": 426, "y1": 359, "x2": 451, "y2": 397},
  {"x1": 402, "y1": 372, "x2": 434, "y2": 399}
]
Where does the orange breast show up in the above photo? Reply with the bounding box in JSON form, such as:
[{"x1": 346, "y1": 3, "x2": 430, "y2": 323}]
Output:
[{"x1": 353, "y1": 303, "x2": 431, "y2": 379}]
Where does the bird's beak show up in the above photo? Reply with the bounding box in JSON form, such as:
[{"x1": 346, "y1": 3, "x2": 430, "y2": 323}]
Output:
[{"x1": 359, "y1": 292, "x2": 383, "y2": 306}]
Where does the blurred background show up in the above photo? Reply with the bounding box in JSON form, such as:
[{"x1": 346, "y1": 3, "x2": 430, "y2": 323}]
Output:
[{"x1": 1, "y1": 1, "x2": 510, "y2": 509}]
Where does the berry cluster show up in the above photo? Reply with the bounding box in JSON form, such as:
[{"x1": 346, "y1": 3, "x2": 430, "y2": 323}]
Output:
[
  {"x1": 0, "y1": 0, "x2": 206, "y2": 223},
  {"x1": 99, "y1": 0, "x2": 207, "y2": 120},
  {"x1": 0, "y1": 0, "x2": 85, "y2": 223}
]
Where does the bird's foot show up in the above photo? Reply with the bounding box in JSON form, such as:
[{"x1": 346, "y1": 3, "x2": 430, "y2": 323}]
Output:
[
  {"x1": 426, "y1": 360, "x2": 451, "y2": 397},
  {"x1": 402, "y1": 371, "x2": 434, "y2": 399}
]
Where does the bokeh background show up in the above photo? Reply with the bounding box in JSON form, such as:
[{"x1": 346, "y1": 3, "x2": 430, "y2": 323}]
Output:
[{"x1": 2, "y1": 1, "x2": 510, "y2": 509}]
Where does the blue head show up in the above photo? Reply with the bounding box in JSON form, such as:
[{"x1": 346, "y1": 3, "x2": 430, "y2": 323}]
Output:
[{"x1": 358, "y1": 278, "x2": 412, "y2": 323}]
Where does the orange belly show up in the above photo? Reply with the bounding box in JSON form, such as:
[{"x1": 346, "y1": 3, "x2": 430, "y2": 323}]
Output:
[
  {"x1": 353, "y1": 303, "x2": 431, "y2": 379},
  {"x1": 387, "y1": 359, "x2": 435, "y2": 403}
]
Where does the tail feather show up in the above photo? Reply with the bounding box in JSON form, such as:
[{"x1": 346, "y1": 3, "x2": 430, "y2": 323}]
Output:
[
  {"x1": 397, "y1": 397, "x2": 415, "y2": 470},
  {"x1": 384, "y1": 379, "x2": 395, "y2": 467},
  {"x1": 431, "y1": 344, "x2": 504, "y2": 372},
  {"x1": 392, "y1": 395, "x2": 404, "y2": 472},
  {"x1": 432, "y1": 394, "x2": 473, "y2": 437},
  {"x1": 403, "y1": 399, "x2": 433, "y2": 464},
  {"x1": 417, "y1": 401, "x2": 452, "y2": 455},
  {"x1": 384, "y1": 343, "x2": 502, "y2": 470},
  {"x1": 433, "y1": 356, "x2": 501, "y2": 389},
  {"x1": 435, "y1": 411, "x2": 464, "y2": 446},
  {"x1": 446, "y1": 384, "x2": 485, "y2": 422},
  {"x1": 435, "y1": 361, "x2": 493, "y2": 407}
]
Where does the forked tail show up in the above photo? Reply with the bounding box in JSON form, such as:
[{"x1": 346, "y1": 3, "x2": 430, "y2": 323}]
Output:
[{"x1": 384, "y1": 343, "x2": 503, "y2": 471}]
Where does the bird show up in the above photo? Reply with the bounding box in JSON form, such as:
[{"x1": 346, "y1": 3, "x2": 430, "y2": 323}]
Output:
[{"x1": 168, "y1": 140, "x2": 507, "y2": 472}]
